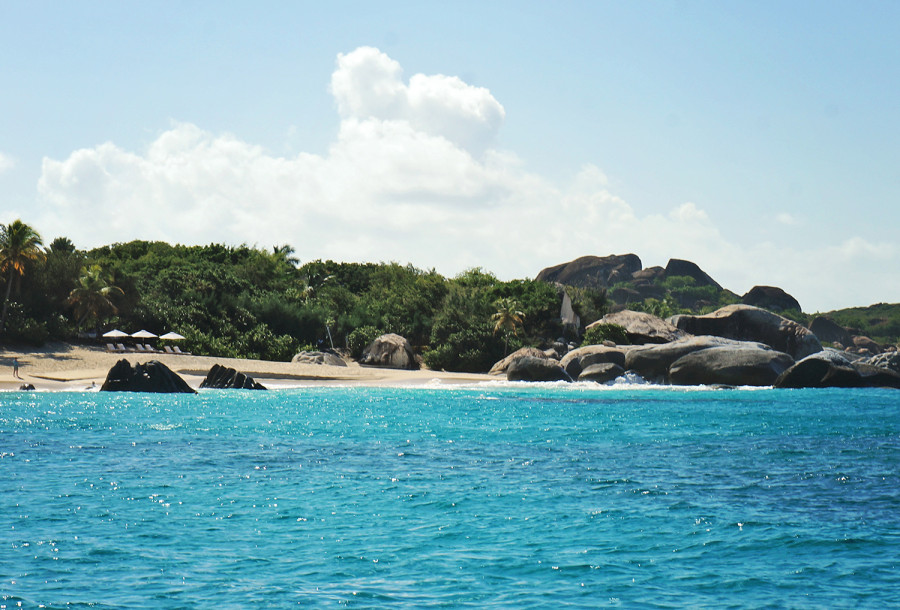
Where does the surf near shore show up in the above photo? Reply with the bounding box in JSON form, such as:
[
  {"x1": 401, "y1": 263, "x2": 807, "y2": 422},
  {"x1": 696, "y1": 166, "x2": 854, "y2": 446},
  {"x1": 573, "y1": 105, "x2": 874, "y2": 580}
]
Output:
[{"x1": 0, "y1": 342, "x2": 493, "y2": 391}]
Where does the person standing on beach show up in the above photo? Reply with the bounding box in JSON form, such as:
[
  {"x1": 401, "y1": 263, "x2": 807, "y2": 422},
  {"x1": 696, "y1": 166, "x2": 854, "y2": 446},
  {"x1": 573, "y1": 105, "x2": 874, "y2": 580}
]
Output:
[{"x1": 13, "y1": 357, "x2": 21, "y2": 379}]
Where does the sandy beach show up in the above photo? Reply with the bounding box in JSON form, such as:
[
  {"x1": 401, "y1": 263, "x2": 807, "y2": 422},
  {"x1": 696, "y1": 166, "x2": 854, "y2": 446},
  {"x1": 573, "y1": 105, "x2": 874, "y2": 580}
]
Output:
[{"x1": 0, "y1": 342, "x2": 494, "y2": 391}]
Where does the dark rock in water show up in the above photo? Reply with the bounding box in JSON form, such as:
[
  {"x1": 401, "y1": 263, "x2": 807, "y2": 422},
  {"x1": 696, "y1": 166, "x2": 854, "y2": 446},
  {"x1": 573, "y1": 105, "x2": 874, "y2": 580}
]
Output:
[
  {"x1": 809, "y1": 316, "x2": 853, "y2": 346},
  {"x1": 200, "y1": 364, "x2": 267, "y2": 390},
  {"x1": 361, "y1": 333, "x2": 419, "y2": 370},
  {"x1": 292, "y1": 350, "x2": 347, "y2": 367},
  {"x1": 669, "y1": 304, "x2": 822, "y2": 360},
  {"x1": 489, "y1": 347, "x2": 551, "y2": 375},
  {"x1": 664, "y1": 259, "x2": 722, "y2": 289},
  {"x1": 560, "y1": 345, "x2": 627, "y2": 379},
  {"x1": 775, "y1": 351, "x2": 900, "y2": 389},
  {"x1": 100, "y1": 359, "x2": 195, "y2": 394},
  {"x1": 625, "y1": 336, "x2": 764, "y2": 382},
  {"x1": 578, "y1": 362, "x2": 625, "y2": 383},
  {"x1": 669, "y1": 346, "x2": 794, "y2": 387},
  {"x1": 594, "y1": 310, "x2": 687, "y2": 345},
  {"x1": 18, "y1": 383, "x2": 36, "y2": 391},
  {"x1": 741, "y1": 286, "x2": 801, "y2": 313},
  {"x1": 536, "y1": 254, "x2": 642, "y2": 289},
  {"x1": 507, "y1": 356, "x2": 572, "y2": 382}
]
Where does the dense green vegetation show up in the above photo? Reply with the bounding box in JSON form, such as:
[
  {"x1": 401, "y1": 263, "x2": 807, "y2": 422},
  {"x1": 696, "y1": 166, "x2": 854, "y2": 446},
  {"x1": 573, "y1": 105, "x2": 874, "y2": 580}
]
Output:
[{"x1": 821, "y1": 304, "x2": 900, "y2": 346}]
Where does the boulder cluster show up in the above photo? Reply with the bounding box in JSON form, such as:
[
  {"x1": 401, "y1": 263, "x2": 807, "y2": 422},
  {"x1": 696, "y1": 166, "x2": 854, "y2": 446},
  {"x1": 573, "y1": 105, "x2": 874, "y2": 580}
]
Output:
[{"x1": 491, "y1": 304, "x2": 900, "y2": 389}]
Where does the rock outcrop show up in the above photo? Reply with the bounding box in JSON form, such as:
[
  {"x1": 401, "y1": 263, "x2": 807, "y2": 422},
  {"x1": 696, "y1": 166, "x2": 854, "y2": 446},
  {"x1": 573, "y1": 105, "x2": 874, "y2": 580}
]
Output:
[
  {"x1": 865, "y1": 351, "x2": 900, "y2": 374},
  {"x1": 489, "y1": 347, "x2": 549, "y2": 375},
  {"x1": 775, "y1": 351, "x2": 900, "y2": 389},
  {"x1": 578, "y1": 362, "x2": 626, "y2": 383},
  {"x1": 100, "y1": 359, "x2": 196, "y2": 393},
  {"x1": 507, "y1": 356, "x2": 572, "y2": 382},
  {"x1": 593, "y1": 310, "x2": 687, "y2": 345},
  {"x1": 625, "y1": 336, "x2": 761, "y2": 382},
  {"x1": 664, "y1": 259, "x2": 722, "y2": 289},
  {"x1": 808, "y1": 316, "x2": 853, "y2": 346},
  {"x1": 560, "y1": 345, "x2": 627, "y2": 379},
  {"x1": 292, "y1": 351, "x2": 347, "y2": 367},
  {"x1": 200, "y1": 364, "x2": 267, "y2": 390},
  {"x1": 668, "y1": 345, "x2": 794, "y2": 386},
  {"x1": 669, "y1": 304, "x2": 822, "y2": 360},
  {"x1": 536, "y1": 254, "x2": 642, "y2": 289},
  {"x1": 360, "y1": 333, "x2": 419, "y2": 370},
  {"x1": 741, "y1": 286, "x2": 801, "y2": 313}
]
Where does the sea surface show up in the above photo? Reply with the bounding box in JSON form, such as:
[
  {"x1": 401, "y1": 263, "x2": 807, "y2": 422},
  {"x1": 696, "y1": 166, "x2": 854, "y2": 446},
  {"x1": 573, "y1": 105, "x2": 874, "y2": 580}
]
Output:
[{"x1": 1, "y1": 383, "x2": 898, "y2": 608}]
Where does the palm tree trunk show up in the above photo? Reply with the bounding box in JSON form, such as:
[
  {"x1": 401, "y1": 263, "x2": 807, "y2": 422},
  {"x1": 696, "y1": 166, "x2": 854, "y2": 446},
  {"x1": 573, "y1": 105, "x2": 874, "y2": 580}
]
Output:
[{"x1": 0, "y1": 271, "x2": 13, "y2": 336}]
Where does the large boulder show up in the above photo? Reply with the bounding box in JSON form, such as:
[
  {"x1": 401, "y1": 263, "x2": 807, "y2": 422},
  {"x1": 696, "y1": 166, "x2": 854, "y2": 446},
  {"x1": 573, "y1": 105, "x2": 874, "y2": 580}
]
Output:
[
  {"x1": 775, "y1": 351, "x2": 900, "y2": 389},
  {"x1": 200, "y1": 364, "x2": 267, "y2": 390},
  {"x1": 360, "y1": 333, "x2": 419, "y2": 370},
  {"x1": 593, "y1": 310, "x2": 688, "y2": 345},
  {"x1": 808, "y1": 316, "x2": 853, "y2": 346},
  {"x1": 864, "y1": 351, "x2": 900, "y2": 374},
  {"x1": 664, "y1": 259, "x2": 722, "y2": 289},
  {"x1": 489, "y1": 347, "x2": 549, "y2": 375},
  {"x1": 560, "y1": 345, "x2": 627, "y2": 379},
  {"x1": 292, "y1": 351, "x2": 347, "y2": 367},
  {"x1": 669, "y1": 346, "x2": 794, "y2": 387},
  {"x1": 536, "y1": 254, "x2": 643, "y2": 289},
  {"x1": 741, "y1": 286, "x2": 801, "y2": 313},
  {"x1": 578, "y1": 362, "x2": 626, "y2": 384},
  {"x1": 100, "y1": 359, "x2": 196, "y2": 393},
  {"x1": 625, "y1": 336, "x2": 764, "y2": 382},
  {"x1": 669, "y1": 304, "x2": 822, "y2": 360},
  {"x1": 507, "y1": 356, "x2": 573, "y2": 382}
]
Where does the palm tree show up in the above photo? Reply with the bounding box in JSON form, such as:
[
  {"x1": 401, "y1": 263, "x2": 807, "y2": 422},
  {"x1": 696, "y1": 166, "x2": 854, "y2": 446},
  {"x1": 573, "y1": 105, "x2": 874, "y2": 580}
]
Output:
[
  {"x1": 66, "y1": 265, "x2": 124, "y2": 339},
  {"x1": 0, "y1": 220, "x2": 45, "y2": 336},
  {"x1": 492, "y1": 297, "x2": 525, "y2": 355}
]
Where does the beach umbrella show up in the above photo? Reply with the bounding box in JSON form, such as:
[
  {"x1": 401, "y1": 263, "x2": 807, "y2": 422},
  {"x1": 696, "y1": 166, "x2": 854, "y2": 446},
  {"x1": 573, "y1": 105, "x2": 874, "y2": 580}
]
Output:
[
  {"x1": 102, "y1": 329, "x2": 128, "y2": 339},
  {"x1": 131, "y1": 329, "x2": 158, "y2": 339},
  {"x1": 159, "y1": 331, "x2": 186, "y2": 341}
]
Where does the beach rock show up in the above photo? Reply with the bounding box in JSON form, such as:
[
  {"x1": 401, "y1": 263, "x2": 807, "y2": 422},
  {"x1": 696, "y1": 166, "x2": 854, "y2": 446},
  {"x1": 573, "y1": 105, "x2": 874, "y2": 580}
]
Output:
[
  {"x1": 864, "y1": 351, "x2": 900, "y2": 374},
  {"x1": 100, "y1": 359, "x2": 196, "y2": 394},
  {"x1": 578, "y1": 362, "x2": 626, "y2": 383},
  {"x1": 18, "y1": 383, "x2": 35, "y2": 391},
  {"x1": 507, "y1": 356, "x2": 573, "y2": 382},
  {"x1": 593, "y1": 310, "x2": 688, "y2": 345},
  {"x1": 664, "y1": 258, "x2": 722, "y2": 289},
  {"x1": 775, "y1": 351, "x2": 900, "y2": 389},
  {"x1": 809, "y1": 316, "x2": 853, "y2": 346},
  {"x1": 536, "y1": 254, "x2": 643, "y2": 289},
  {"x1": 669, "y1": 345, "x2": 794, "y2": 387},
  {"x1": 741, "y1": 286, "x2": 801, "y2": 313},
  {"x1": 489, "y1": 347, "x2": 550, "y2": 375},
  {"x1": 625, "y1": 336, "x2": 764, "y2": 382},
  {"x1": 852, "y1": 335, "x2": 881, "y2": 354},
  {"x1": 360, "y1": 333, "x2": 419, "y2": 370},
  {"x1": 292, "y1": 350, "x2": 347, "y2": 367},
  {"x1": 560, "y1": 345, "x2": 627, "y2": 379},
  {"x1": 669, "y1": 304, "x2": 822, "y2": 360},
  {"x1": 200, "y1": 364, "x2": 267, "y2": 390}
]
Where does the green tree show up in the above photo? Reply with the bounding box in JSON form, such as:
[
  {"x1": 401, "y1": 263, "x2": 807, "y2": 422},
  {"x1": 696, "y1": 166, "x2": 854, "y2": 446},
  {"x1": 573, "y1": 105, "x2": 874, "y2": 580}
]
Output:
[
  {"x1": 0, "y1": 220, "x2": 44, "y2": 336},
  {"x1": 492, "y1": 297, "x2": 525, "y2": 355},
  {"x1": 67, "y1": 264, "x2": 125, "y2": 338}
]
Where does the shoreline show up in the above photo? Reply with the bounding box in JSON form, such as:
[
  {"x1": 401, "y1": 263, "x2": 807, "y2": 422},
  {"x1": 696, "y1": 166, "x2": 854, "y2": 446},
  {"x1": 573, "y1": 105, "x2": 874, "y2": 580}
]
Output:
[{"x1": 0, "y1": 342, "x2": 495, "y2": 392}]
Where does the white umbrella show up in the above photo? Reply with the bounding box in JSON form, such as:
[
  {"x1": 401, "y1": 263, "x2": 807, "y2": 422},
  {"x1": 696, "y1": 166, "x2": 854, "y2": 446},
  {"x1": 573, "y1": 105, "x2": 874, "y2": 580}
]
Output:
[
  {"x1": 102, "y1": 329, "x2": 128, "y2": 339},
  {"x1": 131, "y1": 329, "x2": 158, "y2": 339},
  {"x1": 159, "y1": 331, "x2": 185, "y2": 341}
]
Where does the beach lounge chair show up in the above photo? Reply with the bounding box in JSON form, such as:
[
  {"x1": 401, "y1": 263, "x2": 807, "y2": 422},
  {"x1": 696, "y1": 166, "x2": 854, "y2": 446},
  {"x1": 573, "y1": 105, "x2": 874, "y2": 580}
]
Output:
[
  {"x1": 116, "y1": 343, "x2": 130, "y2": 353},
  {"x1": 106, "y1": 343, "x2": 119, "y2": 353},
  {"x1": 163, "y1": 345, "x2": 176, "y2": 354},
  {"x1": 173, "y1": 345, "x2": 192, "y2": 355}
]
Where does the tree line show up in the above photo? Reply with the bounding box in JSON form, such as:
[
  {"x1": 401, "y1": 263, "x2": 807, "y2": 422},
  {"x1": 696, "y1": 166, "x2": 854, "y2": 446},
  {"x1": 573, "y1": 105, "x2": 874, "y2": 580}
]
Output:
[{"x1": 0, "y1": 220, "x2": 608, "y2": 371}]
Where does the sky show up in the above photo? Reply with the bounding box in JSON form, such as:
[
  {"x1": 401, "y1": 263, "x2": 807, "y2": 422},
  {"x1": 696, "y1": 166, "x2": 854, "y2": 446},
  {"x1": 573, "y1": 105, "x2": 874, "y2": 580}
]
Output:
[{"x1": 1, "y1": 1, "x2": 899, "y2": 312}]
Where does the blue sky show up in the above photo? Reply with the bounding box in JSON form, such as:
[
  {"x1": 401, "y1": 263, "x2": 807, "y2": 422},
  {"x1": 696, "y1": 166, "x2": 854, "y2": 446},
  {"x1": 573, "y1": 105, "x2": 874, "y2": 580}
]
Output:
[{"x1": 1, "y1": 1, "x2": 898, "y2": 311}]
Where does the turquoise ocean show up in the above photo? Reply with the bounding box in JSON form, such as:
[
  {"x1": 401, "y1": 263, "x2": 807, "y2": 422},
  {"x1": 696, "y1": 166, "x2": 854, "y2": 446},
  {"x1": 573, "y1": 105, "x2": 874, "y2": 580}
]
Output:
[{"x1": 2, "y1": 384, "x2": 898, "y2": 607}]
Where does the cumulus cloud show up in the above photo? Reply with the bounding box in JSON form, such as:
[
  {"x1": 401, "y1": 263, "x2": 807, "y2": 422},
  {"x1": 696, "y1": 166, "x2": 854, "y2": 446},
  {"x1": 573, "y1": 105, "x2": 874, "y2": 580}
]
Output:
[
  {"x1": 0, "y1": 152, "x2": 14, "y2": 173},
  {"x1": 33, "y1": 47, "x2": 898, "y2": 311}
]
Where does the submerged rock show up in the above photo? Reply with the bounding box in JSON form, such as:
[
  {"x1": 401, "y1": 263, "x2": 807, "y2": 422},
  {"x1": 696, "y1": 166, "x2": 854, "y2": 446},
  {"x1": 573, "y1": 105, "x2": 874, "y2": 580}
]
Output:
[
  {"x1": 100, "y1": 359, "x2": 195, "y2": 394},
  {"x1": 200, "y1": 364, "x2": 267, "y2": 390}
]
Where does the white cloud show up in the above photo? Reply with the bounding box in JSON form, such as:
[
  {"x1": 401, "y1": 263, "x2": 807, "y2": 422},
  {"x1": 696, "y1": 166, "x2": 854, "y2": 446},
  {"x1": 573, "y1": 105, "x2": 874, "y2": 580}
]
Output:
[
  {"x1": 775, "y1": 212, "x2": 797, "y2": 225},
  {"x1": 33, "y1": 47, "x2": 899, "y2": 312},
  {"x1": 0, "y1": 152, "x2": 14, "y2": 173}
]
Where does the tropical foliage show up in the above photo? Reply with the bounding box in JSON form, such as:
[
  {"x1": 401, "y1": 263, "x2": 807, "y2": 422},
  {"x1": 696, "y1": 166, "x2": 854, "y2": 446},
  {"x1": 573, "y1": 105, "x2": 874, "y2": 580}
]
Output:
[{"x1": 0, "y1": 220, "x2": 45, "y2": 336}]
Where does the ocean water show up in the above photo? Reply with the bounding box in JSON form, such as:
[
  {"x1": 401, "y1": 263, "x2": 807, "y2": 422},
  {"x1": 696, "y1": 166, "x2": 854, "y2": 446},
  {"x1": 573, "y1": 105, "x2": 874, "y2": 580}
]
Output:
[{"x1": 1, "y1": 384, "x2": 898, "y2": 608}]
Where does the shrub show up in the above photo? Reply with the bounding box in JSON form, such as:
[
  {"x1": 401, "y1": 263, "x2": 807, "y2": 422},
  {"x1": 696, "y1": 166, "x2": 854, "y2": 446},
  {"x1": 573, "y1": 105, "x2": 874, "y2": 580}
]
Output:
[
  {"x1": 582, "y1": 323, "x2": 629, "y2": 346},
  {"x1": 347, "y1": 326, "x2": 383, "y2": 359}
]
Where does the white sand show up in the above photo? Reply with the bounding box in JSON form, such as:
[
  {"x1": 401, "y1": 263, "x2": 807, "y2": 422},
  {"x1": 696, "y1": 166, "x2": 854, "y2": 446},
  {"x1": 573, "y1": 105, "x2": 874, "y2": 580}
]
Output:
[{"x1": 0, "y1": 342, "x2": 494, "y2": 391}]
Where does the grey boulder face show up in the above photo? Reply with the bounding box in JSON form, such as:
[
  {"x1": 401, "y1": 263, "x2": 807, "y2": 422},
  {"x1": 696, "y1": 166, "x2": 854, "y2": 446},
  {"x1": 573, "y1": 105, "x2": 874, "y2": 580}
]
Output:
[
  {"x1": 775, "y1": 351, "x2": 900, "y2": 389},
  {"x1": 292, "y1": 351, "x2": 348, "y2": 367},
  {"x1": 535, "y1": 254, "x2": 643, "y2": 289},
  {"x1": 808, "y1": 316, "x2": 854, "y2": 346},
  {"x1": 200, "y1": 364, "x2": 267, "y2": 390},
  {"x1": 625, "y1": 336, "x2": 763, "y2": 382},
  {"x1": 560, "y1": 345, "x2": 627, "y2": 380},
  {"x1": 100, "y1": 359, "x2": 196, "y2": 393},
  {"x1": 593, "y1": 310, "x2": 688, "y2": 345},
  {"x1": 489, "y1": 347, "x2": 550, "y2": 376},
  {"x1": 669, "y1": 304, "x2": 822, "y2": 361},
  {"x1": 506, "y1": 356, "x2": 572, "y2": 382},
  {"x1": 741, "y1": 285, "x2": 801, "y2": 313},
  {"x1": 577, "y1": 362, "x2": 626, "y2": 384},
  {"x1": 668, "y1": 346, "x2": 795, "y2": 387},
  {"x1": 360, "y1": 333, "x2": 419, "y2": 370}
]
